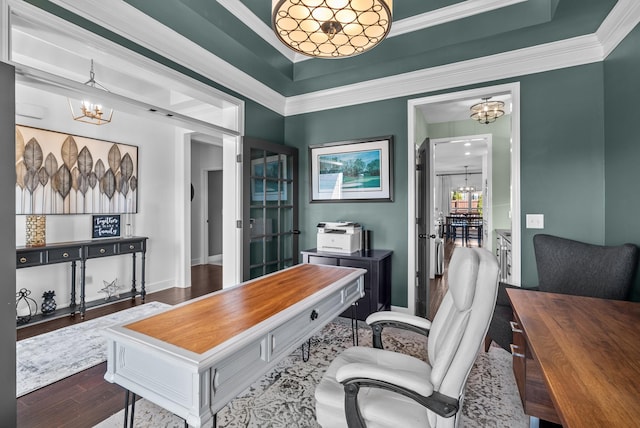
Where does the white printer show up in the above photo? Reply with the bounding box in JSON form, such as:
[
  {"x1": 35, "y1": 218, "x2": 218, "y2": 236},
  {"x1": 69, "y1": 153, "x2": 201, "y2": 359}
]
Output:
[{"x1": 317, "y1": 222, "x2": 362, "y2": 254}]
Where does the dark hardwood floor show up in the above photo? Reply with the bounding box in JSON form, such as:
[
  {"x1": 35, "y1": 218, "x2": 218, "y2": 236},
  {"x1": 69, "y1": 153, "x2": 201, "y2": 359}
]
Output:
[
  {"x1": 17, "y1": 264, "x2": 223, "y2": 428},
  {"x1": 16, "y1": 243, "x2": 469, "y2": 427}
]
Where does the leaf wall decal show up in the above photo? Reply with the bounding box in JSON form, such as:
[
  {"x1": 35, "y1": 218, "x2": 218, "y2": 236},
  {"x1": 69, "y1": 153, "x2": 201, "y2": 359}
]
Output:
[
  {"x1": 88, "y1": 172, "x2": 98, "y2": 189},
  {"x1": 24, "y1": 138, "x2": 43, "y2": 172},
  {"x1": 108, "y1": 144, "x2": 121, "y2": 173},
  {"x1": 38, "y1": 168, "x2": 48, "y2": 186},
  {"x1": 129, "y1": 176, "x2": 137, "y2": 192},
  {"x1": 61, "y1": 136, "x2": 78, "y2": 170},
  {"x1": 78, "y1": 174, "x2": 89, "y2": 194},
  {"x1": 120, "y1": 153, "x2": 134, "y2": 180},
  {"x1": 120, "y1": 180, "x2": 129, "y2": 196},
  {"x1": 16, "y1": 128, "x2": 25, "y2": 164},
  {"x1": 51, "y1": 171, "x2": 60, "y2": 193},
  {"x1": 115, "y1": 171, "x2": 122, "y2": 195},
  {"x1": 71, "y1": 167, "x2": 80, "y2": 191},
  {"x1": 25, "y1": 169, "x2": 38, "y2": 193},
  {"x1": 95, "y1": 159, "x2": 105, "y2": 180},
  {"x1": 45, "y1": 153, "x2": 58, "y2": 178},
  {"x1": 101, "y1": 169, "x2": 116, "y2": 199},
  {"x1": 77, "y1": 146, "x2": 93, "y2": 175},
  {"x1": 56, "y1": 165, "x2": 72, "y2": 199},
  {"x1": 16, "y1": 162, "x2": 26, "y2": 189}
]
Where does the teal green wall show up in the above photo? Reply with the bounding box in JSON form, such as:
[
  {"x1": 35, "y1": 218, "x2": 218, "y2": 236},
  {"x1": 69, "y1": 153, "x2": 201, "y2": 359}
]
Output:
[
  {"x1": 286, "y1": 63, "x2": 607, "y2": 306},
  {"x1": 427, "y1": 117, "x2": 512, "y2": 251},
  {"x1": 285, "y1": 99, "x2": 409, "y2": 306},
  {"x1": 604, "y1": 23, "x2": 640, "y2": 301}
]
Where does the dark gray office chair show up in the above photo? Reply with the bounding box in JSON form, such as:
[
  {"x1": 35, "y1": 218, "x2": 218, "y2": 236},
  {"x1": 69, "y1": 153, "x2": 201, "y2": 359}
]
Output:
[{"x1": 485, "y1": 234, "x2": 639, "y2": 352}]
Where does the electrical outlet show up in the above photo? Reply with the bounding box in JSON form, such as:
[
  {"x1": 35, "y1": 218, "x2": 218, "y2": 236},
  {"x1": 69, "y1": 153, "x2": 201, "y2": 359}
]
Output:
[{"x1": 526, "y1": 214, "x2": 544, "y2": 229}]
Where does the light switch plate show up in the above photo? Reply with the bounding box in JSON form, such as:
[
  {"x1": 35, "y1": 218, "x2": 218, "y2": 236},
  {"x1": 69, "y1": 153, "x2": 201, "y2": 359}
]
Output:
[{"x1": 526, "y1": 214, "x2": 544, "y2": 229}]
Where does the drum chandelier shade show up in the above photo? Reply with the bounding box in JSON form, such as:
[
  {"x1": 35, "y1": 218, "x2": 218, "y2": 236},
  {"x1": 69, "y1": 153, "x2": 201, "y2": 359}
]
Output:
[{"x1": 272, "y1": 0, "x2": 393, "y2": 58}]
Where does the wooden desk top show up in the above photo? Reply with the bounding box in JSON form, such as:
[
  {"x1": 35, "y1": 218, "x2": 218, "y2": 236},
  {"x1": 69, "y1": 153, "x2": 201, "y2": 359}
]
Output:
[
  {"x1": 125, "y1": 264, "x2": 361, "y2": 354},
  {"x1": 508, "y1": 289, "x2": 640, "y2": 428}
]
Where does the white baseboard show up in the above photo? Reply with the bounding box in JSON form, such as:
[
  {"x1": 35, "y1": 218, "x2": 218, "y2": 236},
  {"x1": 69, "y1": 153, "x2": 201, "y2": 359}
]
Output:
[
  {"x1": 390, "y1": 305, "x2": 411, "y2": 314},
  {"x1": 208, "y1": 254, "x2": 223, "y2": 265}
]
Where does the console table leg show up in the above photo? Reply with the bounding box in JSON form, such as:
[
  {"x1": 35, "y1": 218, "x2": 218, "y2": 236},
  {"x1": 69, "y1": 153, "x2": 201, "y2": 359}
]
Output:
[
  {"x1": 70, "y1": 260, "x2": 77, "y2": 309},
  {"x1": 141, "y1": 250, "x2": 146, "y2": 302},
  {"x1": 80, "y1": 259, "x2": 86, "y2": 319},
  {"x1": 123, "y1": 389, "x2": 137, "y2": 428},
  {"x1": 131, "y1": 252, "x2": 137, "y2": 299}
]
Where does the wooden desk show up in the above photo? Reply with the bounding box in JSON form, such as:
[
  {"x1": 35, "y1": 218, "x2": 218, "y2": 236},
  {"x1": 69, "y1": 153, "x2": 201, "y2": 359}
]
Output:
[
  {"x1": 508, "y1": 289, "x2": 640, "y2": 428},
  {"x1": 104, "y1": 263, "x2": 365, "y2": 427},
  {"x1": 16, "y1": 236, "x2": 147, "y2": 322}
]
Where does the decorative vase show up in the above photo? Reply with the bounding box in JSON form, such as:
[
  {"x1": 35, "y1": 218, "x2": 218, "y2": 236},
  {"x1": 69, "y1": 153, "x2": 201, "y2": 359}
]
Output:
[
  {"x1": 16, "y1": 288, "x2": 38, "y2": 325},
  {"x1": 26, "y1": 215, "x2": 46, "y2": 247},
  {"x1": 41, "y1": 290, "x2": 57, "y2": 315}
]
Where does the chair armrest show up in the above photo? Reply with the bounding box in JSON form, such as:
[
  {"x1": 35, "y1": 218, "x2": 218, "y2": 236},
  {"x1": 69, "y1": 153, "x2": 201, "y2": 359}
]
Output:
[
  {"x1": 336, "y1": 361, "x2": 433, "y2": 397},
  {"x1": 366, "y1": 311, "x2": 431, "y2": 349},
  {"x1": 337, "y1": 362, "x2": 458, "y2": 427}
]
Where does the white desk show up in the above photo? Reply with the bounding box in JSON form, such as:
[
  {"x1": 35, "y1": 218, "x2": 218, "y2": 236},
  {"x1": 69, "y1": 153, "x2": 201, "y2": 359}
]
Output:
[{"x1": 104, "y1": 264, "x2": 365, "y2": 427}]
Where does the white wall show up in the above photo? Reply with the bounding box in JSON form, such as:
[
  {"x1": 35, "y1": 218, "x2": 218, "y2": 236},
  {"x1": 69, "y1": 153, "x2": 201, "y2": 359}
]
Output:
[
  {"x1": 190, "y1": 141, "x2": 222, "y2": 265},
  {"x1": 15, "y1": 84, "x2": 185, "y2": 308}
]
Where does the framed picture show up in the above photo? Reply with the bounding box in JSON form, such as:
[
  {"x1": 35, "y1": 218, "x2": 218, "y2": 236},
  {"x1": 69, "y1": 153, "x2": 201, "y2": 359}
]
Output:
[
  {"x1": 251, "y1": 155, "x2": 288, "y2": 202},
  {"x1": 15, "y1": 125, "x2": 138, "y2": 215},
  {"x1": 92, "y1": 215, "x2": 121, "y2": 238},
  {"x1": 309, "y1": 136, "x2": 393, "y2": 202}
]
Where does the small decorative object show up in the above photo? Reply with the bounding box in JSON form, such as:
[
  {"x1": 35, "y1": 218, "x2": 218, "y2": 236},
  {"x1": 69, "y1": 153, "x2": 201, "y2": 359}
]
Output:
[
  {"x1": 16, "y1": 288, "x2": 38, "y2": 325},
  {"x1": 25, "y1": 215, "x2": 46, "y2": 247},
  {"x1": 100, "y1": 278, "x2": 121, "y2": 300},
  {"x1": 41, "y1": 290, "x2": 57, "y2": 315}
]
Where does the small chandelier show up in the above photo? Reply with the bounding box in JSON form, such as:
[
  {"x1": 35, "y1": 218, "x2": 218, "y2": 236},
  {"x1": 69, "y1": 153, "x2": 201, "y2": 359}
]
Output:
[
  {"x1": 272, "y1": 0, "x2": 392, "y2": 58},
  {"x1": 68, "y1": 59, "x2": 113, "y2": 125},
  {"x1": 458, "y1": 166, "x2": 476, "y2": 193},
  {"x1": 470, "y1": 97, "x2": 504, "y2": 124}
]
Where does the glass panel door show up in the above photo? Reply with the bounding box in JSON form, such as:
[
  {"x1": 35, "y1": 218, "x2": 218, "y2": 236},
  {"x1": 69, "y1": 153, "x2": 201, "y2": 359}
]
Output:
[{"x1": 243, "y1": 138, "x2": 298, "y2": 280}]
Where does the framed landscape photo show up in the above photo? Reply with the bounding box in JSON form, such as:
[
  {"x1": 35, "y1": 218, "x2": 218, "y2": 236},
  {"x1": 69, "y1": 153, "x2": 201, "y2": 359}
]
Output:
[{"x1": 309, "y1": 136, "x2": 393, "y2": 202}]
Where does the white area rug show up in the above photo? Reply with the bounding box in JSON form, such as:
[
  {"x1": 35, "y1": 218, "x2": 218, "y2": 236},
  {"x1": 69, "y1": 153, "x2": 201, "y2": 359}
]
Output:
[
  {"x1": 17, "y1": 301, "x2": 172, "y2": 397},
  {"x1": 95, "y1": 319, "x2": 527, "y2": 427}
]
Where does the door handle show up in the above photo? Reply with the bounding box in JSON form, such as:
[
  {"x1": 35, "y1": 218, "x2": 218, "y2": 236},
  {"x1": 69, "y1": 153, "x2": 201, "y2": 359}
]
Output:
[
  {"x1": 418, "y1": 234, "x2": 436, "y2": 239},
  {"x1": 292, "y1": 230, "x2": 301, "y2": 235}
]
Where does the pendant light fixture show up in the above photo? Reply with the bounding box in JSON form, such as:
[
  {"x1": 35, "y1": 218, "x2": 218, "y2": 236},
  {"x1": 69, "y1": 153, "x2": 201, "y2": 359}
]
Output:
[
  {"x1": 458, "y1": 166, "x2": 476, "y2": 193},
  {"x1": 272, "y1": 0, "x2": 393, "y2": 58},
  {"x1": 470, "y1": 97, "x2": 504, "y2": 124},
  {"x1": 68, "y1": 59, "x2": 113, "y2": 125}
]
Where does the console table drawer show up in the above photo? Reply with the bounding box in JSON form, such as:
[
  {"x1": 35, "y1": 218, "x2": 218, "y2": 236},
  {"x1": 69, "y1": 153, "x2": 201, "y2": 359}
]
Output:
[
  {"x1": 87, "y1": 244, "x2": 117, "y2": 258},
  {"x1": 119, "y1": 241, "x2": 145, "y2": 254},
  {"x1": 16, "y1": 251, "x2": 43, "y2": 268},
  {"x1": 47, "y1": 247, "x2": 82, "y2": 263}
]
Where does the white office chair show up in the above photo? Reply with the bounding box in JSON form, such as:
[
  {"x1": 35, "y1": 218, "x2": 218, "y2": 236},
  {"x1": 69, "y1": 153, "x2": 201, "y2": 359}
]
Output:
[{"x1": 315, "y1": 247, "x2": 499, "y2": 428}]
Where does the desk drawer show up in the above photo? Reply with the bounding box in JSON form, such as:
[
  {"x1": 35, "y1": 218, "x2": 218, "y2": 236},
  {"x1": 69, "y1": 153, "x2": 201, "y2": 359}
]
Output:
[
  {"x1": 47, "y1": 247, "x2": 82, "y2": 263},
  {"x1": 87, "y1": 244, "x2": 117, "y2": 258},
  {"x1": 119, "y1": 240, "x2": 144, "y2": 254},
  {"x1": 16, "y1": 251, "x2": 43, "y2": 268}
]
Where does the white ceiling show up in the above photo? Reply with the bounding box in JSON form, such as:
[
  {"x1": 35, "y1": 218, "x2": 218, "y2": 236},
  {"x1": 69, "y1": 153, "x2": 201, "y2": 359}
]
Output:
[{"x1": 419, "y1": 94, "x2": 511, "y2": 174}]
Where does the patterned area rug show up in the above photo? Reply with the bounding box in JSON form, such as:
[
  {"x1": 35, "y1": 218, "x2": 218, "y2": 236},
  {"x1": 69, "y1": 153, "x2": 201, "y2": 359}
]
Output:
[
  {"x1": 95, "y1": 318, "x2": 528, "y2": 427},
  {"x1": 16, "y1": 301, "x2": 172, "y2": 397}
]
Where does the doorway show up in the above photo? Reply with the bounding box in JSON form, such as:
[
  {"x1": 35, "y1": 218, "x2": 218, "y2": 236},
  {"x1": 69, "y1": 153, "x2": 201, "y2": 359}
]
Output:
[{"x1": 407, "y1": 83, "x2": 521, "y2": 316}]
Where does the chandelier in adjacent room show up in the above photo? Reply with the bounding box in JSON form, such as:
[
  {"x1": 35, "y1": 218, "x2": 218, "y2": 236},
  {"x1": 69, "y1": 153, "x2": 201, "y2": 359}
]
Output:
[
  {"x1": 272, "y1": 0, "x2": 392, "y2": 58},
  {"x1": 68, "y1": 59, "x2": 113, "y2": 125},
  {"x1": 470, "y1": 97, "x2": 504, "y2": 124},
  {"x1": 458, "y1": 166, "x2": 476, "y2": 193}
]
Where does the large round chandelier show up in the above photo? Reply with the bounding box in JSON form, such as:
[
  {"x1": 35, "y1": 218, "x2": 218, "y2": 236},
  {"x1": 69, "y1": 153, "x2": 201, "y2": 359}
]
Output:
[
  {"x1": 470, "y1": 97, "x2": 505, "y2": 124},
  {"x1": 272, "y1": 0, "x2": 393, "y2": 58}
]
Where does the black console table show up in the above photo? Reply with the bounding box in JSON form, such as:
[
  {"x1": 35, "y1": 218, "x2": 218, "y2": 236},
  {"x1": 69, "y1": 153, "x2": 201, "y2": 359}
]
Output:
[
  {"x1": 301, "y1": 248, "x2": 392, "y2": 321},
  {"x1": 16, "y1": 236, "x2": 148, "y2": 324}
]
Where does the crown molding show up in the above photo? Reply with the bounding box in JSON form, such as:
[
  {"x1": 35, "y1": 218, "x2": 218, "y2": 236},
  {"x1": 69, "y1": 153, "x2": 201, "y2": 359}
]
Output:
[
  {"x1": 45, "y1": 0, "x2": 287, "y2": 115},
  {"x1": 284, "y1": 34, "x2": 603, "y2": 116},
  {"x1": 24, "y1": 0, "x2": 640, "y2": 118},
  {"x1": 390, "y1": 0, "x2": 526, "y2": 37},
  {"x1": 219, "y1": 0, "x2": 526, "y2": 63},
  {"x1": 597, "y1": 0, "x2": 640, "y2": 58}
]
